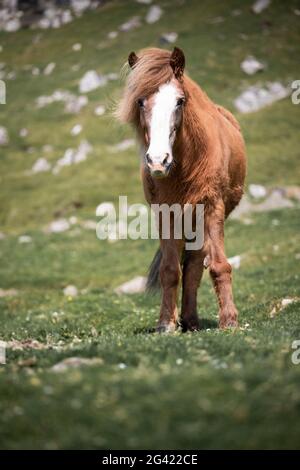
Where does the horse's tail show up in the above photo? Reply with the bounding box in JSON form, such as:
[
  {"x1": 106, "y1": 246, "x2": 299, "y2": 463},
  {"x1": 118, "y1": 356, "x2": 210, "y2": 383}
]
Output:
[{"x1": 146, "y1": 248, "x2": 162, "y2": 292}]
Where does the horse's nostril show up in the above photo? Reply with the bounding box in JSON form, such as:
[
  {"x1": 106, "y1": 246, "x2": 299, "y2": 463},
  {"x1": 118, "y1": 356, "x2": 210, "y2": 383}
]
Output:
[
  {"x1": 146, "y1": 154, "x2": 152, "y2": 165},
  {"x1": 162, "y1": 153, "x2": 171, "y2": 166}
]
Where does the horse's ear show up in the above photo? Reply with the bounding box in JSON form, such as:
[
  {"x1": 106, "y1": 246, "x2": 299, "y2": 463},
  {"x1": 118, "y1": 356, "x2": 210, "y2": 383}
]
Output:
[
  {"x1": 170, "y1": 47, "x2": 185, "y2": 79},
  {"x1": 128, "y1": 51, "x2": 139, "y2": 68}
]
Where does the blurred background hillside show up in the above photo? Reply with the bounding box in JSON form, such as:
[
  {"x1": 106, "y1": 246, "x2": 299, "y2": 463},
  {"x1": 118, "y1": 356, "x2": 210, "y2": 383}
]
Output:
[{"x1": 0, "y1": 0, "x2": 300, "y2": 450}]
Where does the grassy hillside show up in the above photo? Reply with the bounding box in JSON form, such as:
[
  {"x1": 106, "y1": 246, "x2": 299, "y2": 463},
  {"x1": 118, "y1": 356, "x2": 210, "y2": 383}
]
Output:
[{"x1": 0, "y1": 0, "x2": 300, "y2": 449}]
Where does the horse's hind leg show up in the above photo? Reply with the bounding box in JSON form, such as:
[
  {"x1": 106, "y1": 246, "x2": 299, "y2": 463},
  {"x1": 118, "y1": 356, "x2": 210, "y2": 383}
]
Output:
[
  {"x1": 181, "y1": 250, "x2": 205, "y2": 331},
  {"x1": 206, "y1": 202, "x2": 238, "y2": 328}
]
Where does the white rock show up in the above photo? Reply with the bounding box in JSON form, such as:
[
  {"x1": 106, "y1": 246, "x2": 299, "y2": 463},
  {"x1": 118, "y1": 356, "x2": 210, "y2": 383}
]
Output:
[
  {"x1": 253, "y1": 189, "x2": 294, "y2": 212},
  {"x1": 234, "y1": 82, "x2": 290, "y2": 113},
  {"x1": 79, "y1": 70, "x2": 107, "y2": 93},
  {"x1": 70, "y1": 124, "x2": 82, "y2": 136},
  {"x1": 0, "y1": 232, "x2": 5, "y2": 240},
  {"x1": 281, "y1": 298, "x2": 295, "y2": 308},
  {"x1": 241, "y1": 56, "x2": 265, "y2": 75},
  {"x1": 0, "y1": 288, "x2": 18, "y2": 298},
  {"x1": 46, "y1": 219, "x2": 70, "y2": 233},
  {"x1": 38, "y1": 18, "x2": 51, "y2": 29},
  {"x1": 31, "y1": 67, "x2": 40, "y2": 76},
  {"x1": 248, "y1": 183, "x2": 267, "y2": 199},
  {"x1": 110, "y1": 138, "x2": 135, "y2": 152},
  {"x1": 94, "y1": 104, "x2": 105, "y2": 116},
  {"x1": 53, "y1": 140, "x2": 92, "y2": 173},
  {"x1": 107, "y1": 31, "x2": 118, "y2": 39},
  {"x1": 52, "y1": 17, "x2": 61, "y2": 29},
  {"x1": 228, "y1": 255, "x2": 241, "y2": 269},
  {"x1": 0, "y1": 126, "x2": 9, "y2": 145},
  {"x1": 4, "y1": 18, "x2": 21, "y2": 32},
  {"x1": 252, "y1": 0, "x2": 271, "y2": 14},
  {"x1": 145, "y1": 5, "x2": 163, "y2": 24},
  {"x1": 43, "y1": 62, "x2": 56, "y2": 76},
  {"x1": 136, "y1": 0, "x2": 152, "y2": 3},
  {"x1": 18, "y1": 235, "x2": 32, "y2": 244},
  {"x1": 31, "y1": 157, "x2": 51, "y2": 174},
  {"x1": 19, "y1": 128, "x2": 28, "y2": 138},
  {"x1": 119, "y1": 16, "x2": 141, "y2": 32},
  {"x1": 72, "y1": 42, "x2": 82, "y2": 51},
  {"x1": 160, "y1": 32, "x2": 178, "y2": 44},
  {"x1": 61, "y1": 10, "x2": 73, "y2": 24},
  {"x1": 52, "y1": 356, "x2": 102, "y2": 372},
  {"x1": 81, "y1": 219, "x2": 97, "y2": 230},
  {"x1": 63, "y1": 285, "x2": 78, "y2": 297},
  {"x1": 71, "y1": 0, "x2": 91, "y2": 15},
  {"x1": 65, "y1": 95, "x2": 88, "y2": 114},
  {"x1": 115, "y1": 276, "x2": 147, "y2": 294}
]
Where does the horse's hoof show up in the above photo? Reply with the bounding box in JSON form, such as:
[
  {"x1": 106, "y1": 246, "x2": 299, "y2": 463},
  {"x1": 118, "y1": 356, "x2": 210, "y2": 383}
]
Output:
[
  {"x1": 156, "y1": 322, "x2": 177, "y2": 334},
  {"x1": 219, "y1": 318, "x2": 238, "y2": 329},
  {"x1": 181, "y1": 316, "x2": 201, "y2": 332}
]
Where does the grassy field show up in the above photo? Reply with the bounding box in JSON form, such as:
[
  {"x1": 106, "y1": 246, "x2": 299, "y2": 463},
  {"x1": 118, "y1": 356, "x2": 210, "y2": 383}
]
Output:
[{"x1": 0, "y1": 0, "x2": 300, "y2": 449}]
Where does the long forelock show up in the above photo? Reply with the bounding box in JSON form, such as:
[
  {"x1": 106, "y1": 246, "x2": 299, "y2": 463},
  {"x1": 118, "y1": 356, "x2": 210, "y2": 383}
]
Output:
[{"x1": 116, "y1": 48, "x2": 175, "y2": 125}]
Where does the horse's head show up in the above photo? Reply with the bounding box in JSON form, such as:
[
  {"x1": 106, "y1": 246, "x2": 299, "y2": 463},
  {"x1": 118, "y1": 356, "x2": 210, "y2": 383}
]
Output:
[{"x1": 128, "y1": 47, "x2": 186, "y2": 179}]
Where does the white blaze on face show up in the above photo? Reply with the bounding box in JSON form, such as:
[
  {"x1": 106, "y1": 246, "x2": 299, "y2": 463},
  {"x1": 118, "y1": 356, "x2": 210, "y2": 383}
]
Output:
[{"x1": 147, "y1": 82, "x2": 178, "y2": 164}]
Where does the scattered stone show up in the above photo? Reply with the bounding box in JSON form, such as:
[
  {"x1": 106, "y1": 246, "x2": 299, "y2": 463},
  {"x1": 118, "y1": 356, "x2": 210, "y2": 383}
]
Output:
[
  {"x1": 36, "y1": 89, "x2": 88, "y2": 114},
  {"x1": 70, "y1": 124, "x2": 82, "y2": 136},
  {"x1": 231, "y1": 189, "x2": 295, "y2": 220},
  {"x1": 228, "y1": 255, "x2": 241, "y2": 269},
  {"x1": 252, "y1": 0, "x2": 271, "y2": 14},
  {"x1": 4, "y1": 18, "x2": 21, "y2": 33},
  {"x1": 65, "y1": 95, "x2": 88, "y2": 114},
  {"x1": 160, "y1": 32, "x2": 178, "y2": 44},
  {"x1": 46, "y1": 218, "x2": 70, "y2": 234},
  {"x1": 31, "y1": 157, "x2": 51, "y2": 174},
  {"x1": 51, "y1": 357, "x2": 103, "y2": 372},
  {"x1": 107, "y1": 31, "x2": 118, "y2": 39},
  {"x1": 0, "y1": 288, "x2": 18, "y2": 298},
  {"x1": 270, "y1": 297, "x2": 298, "y2": 318},
  {"x1": 31, "y1": 66, "x2": 40, "y2": 76},
  {"x1": 19, "y1": 128, "x2": 28, "y2": 138},
  {"x1": 241, "y1": 55, "x2": 265, "y2": 75},
  {"x1": 79, "y1": 70, "x2": 107, "y2": 93},
  {"x1": 136, "y1": 0, "x2": 152, "y2": 4},
  {"x1": 63, "y1": 285, "x2": 78, "y2": 297},
  {"x1": 18, "y1": 235, "x2": 32, "y2": 244},
  {"x1": 43, "y1": 62, "x2": 56, "y2": 76},
  {"x1": 145, "y1": 5, "x2": 163, "y2": 24},
  {"x1": 81, "y1": 219, "x2": 97, "y2": 230},
  {"x1": 248, "y1": 183, "x2": 267, "y2": 199},
  {"x1": 94, "y1": 104, "x2": 105, "y2": 116},
  {"x1": 115, "y1": 276, "x2": 147, "y2": 295},
  {"x1": 0, "y1": 232, "x2": 5, "y2": 240},
  {"x1": 280, "y1": 186, "x2": 300, "y2": 202},
  {"x1": 253, "y1": 189, "x2": 294, "y2": 212},
  {"x1": 208, "y1": 16, "x2": 224, "y2": 24},
  {"x1": 53, "y1": 140, "x2": 92, "y2": 173},
  {"x1": 234, "y1": 82, "x2": 290, "y2": 113},
  {"x1": 6, "y1": 339, "x2": 47, "y2": 350},
  {"x1": 110, "y1": 138, "x2": 135, "y2": 152},
  {"x1": 119, "y1": 16, "x2": 141, "y2": 32},
  {"x1": 0, "y1": 126, "x2": 9, "y2": 145},
  {"x1": 72, "y1": 42, "x2": 82, "y2": 51}
]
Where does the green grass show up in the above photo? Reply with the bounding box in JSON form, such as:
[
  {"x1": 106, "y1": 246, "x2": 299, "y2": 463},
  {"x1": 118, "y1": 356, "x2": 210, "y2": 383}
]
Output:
[{"x1": 0, "y1": 0, "x2": 300, "y2": 449}]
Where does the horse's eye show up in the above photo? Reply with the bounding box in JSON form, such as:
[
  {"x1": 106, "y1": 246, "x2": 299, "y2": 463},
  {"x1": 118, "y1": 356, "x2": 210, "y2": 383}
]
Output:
[
  {"x1": 176, "y1": 98, "x2": 185, "y2": 107},
  {"x1": 137, "y1": 98, "x2": 144, "y2": 108}
]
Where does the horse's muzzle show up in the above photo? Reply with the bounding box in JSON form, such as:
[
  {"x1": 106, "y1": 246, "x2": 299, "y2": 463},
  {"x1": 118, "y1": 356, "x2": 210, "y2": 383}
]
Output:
[{"x1": 146, "y1": 153, "x2": 172, "y2": 178}]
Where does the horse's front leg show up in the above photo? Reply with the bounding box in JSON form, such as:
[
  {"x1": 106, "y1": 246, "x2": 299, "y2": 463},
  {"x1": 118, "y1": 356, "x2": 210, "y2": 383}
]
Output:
[
  {"x1": 157, "y1": 238, "x2": 184, "y2": 333},
  {"x1": 206, "y1": 202, "x2": 238, "y2": 328},
  {"x1": 181, "y1": 250, "x2": 205, "y2": 331}
]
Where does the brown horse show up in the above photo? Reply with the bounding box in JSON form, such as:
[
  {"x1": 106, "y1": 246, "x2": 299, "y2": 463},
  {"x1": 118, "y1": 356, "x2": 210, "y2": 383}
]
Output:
[{"x1": 117, "y1": 47, "x2": 246, "y2": 332}]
